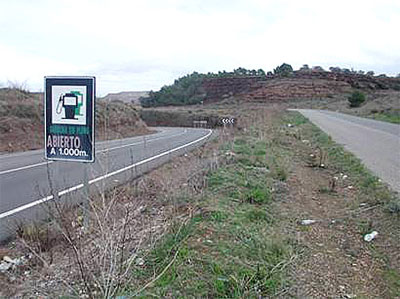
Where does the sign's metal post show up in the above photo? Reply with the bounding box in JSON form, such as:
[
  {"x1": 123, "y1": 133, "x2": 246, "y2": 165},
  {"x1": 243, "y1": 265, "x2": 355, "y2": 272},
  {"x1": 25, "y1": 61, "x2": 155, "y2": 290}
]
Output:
[
  {"x1": 83, "y1": 165, "x2": 90, "y2": 229},
  {"x1": 55, "y1": 161, "x2": 60, "y2": 201},
  {"x1": 44, "y1": 76, "x2": 96, "y2": 229},
  {"x1": 50, "y1": 161, "x2": 61, "y2": 218}
]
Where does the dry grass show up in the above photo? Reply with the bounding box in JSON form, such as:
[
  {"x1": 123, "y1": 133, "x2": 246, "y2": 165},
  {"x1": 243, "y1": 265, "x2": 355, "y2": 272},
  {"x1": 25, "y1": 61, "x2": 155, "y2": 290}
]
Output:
[
  {"x1": 1, "y1": 102, "x2": 398, "y2": 298},
  {"x1": 0, "y1": 128, "x2": 222, "y2": 297}
]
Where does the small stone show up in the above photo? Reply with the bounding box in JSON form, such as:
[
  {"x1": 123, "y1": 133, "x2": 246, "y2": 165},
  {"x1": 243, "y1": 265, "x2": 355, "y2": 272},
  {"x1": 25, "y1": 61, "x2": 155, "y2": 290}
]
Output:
[
  {"x1": 0, "y1": 261, "x2": 12, "y2": 272},
  {"x1": 13, "y1": 257, "x2": 25, "y2": 266},
  {"x1": 364, "y1": 231, "x2": 378, "y2": 242},
  {"x1": 254, "y1": 167, "x2": 269, "y2": 173},
  {"x1": 136, "y1": 257, "x2": 145, "y2": 266},
  {"x1": 300, "y1": 219, "x2": 317, "y2": 225},
  {"x1": 3, "y1": 256, "x2": 15, "y2": 264},
  {"x1": 0, "y1": 248, "x2": 10, "y2": 260},
  {"x1": 225, "y1": 151, "x2": 236, "y2": 157}
]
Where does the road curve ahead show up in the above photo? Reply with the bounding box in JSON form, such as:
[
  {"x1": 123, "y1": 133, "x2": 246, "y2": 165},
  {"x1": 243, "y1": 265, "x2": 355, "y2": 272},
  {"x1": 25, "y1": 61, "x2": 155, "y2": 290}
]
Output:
[
  {"x1": 293, "y1": 109, "x2": 400, "y2": 193},
  {"x1": 0, "y1": 127, "x2": 212, "y2": 241}
]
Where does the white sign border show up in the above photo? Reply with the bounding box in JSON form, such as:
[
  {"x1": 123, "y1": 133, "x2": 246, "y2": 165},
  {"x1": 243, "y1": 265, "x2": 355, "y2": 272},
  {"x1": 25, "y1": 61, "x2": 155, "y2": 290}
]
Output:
[{"x1": 44, "y1": 76, "x2": 96, "y2": 163}]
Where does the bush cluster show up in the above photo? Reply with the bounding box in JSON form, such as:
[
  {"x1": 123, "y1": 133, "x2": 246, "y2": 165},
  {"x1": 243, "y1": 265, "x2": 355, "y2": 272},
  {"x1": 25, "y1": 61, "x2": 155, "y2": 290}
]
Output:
[
  {"x1": 348, "y1": 90, "x2": 366, "y2": 107},
  {"x1": 140, "y1": 68, "x2": 266, "y2": 107}
]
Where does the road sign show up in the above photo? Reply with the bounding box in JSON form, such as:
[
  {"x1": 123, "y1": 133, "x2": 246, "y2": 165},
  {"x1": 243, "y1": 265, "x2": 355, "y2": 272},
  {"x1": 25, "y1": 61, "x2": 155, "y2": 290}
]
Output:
[
  {"x1": 45, "y1": 77, "x2": 95, "y2": 162},
  {"x1": 221, "y1": 118, "x2": 235, "y2": 125}
]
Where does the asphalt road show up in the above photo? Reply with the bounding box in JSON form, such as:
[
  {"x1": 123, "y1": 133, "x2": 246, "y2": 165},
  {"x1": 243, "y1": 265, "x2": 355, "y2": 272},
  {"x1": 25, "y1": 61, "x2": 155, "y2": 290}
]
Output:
[
  {"x1": 294, "y1": 109, "x2": 400, "y2": 193},
  {"x1": 0, "y1": 127, "x2": 212, "y2": 241}
]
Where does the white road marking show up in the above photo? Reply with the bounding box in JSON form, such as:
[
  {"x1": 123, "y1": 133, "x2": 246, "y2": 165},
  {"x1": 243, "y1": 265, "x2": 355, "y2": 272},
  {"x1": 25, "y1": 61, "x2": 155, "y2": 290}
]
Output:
[
  {"x1": 0, "y1": 195, "x2": 54, "y2": 219},
  {"x1": 97, "y1": 130, "x2": 186, "y2": 153},
  {"x1": 0, "y1": 129, "x2": 212, "y2": 219},
  {"x1": 0, "y1": 130, "x2": 187, "y2": 175},
  {"x1": 89, "y1": 129, "x2": 211, "y2": 184},
  {"x1": 0, "y1": 161, "x2": 53, "y2": 175}
]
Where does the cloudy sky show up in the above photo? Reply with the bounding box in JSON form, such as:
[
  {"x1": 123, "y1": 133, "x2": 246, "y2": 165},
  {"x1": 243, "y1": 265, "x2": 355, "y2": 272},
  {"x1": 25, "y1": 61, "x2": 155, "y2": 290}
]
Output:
[{"x1": 1, "y1": 0, "x2": 399, "y2": 96}]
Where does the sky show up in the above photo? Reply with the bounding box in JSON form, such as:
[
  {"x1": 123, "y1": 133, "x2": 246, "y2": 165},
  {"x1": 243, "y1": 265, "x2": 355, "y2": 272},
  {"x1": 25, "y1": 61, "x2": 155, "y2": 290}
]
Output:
[{"x1": 1, "y1": 0, "x2": 399, "y2": 96}]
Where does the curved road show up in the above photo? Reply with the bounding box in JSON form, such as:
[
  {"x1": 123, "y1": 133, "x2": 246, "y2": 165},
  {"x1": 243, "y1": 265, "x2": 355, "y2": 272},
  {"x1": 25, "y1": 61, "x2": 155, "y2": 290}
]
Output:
[
  {"x1": 294, "y1": 109, "x2": 400, "y2": 193},
  {"x1": 0, "y1": 127, "x2": 212, "y2": 241}
]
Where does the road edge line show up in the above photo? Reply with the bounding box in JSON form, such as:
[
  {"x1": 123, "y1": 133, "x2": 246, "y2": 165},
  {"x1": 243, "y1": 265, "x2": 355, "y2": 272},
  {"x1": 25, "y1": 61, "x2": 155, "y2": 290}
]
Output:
[{"x1": 0, "y1": 129, "x2": 212, "y2": 219}]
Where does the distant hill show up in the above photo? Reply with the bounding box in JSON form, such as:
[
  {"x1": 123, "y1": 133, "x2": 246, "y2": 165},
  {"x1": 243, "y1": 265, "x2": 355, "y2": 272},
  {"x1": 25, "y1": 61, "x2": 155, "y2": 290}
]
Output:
[
  {"x1": 140, "y1": 65, "x2": 400, "y2": 107},
  {"x1": 100, "y1": 91, "x2": 149, "y2": 104},
  {"x1": 0, "y1": 88, "x2": 150, "y2": 153}
]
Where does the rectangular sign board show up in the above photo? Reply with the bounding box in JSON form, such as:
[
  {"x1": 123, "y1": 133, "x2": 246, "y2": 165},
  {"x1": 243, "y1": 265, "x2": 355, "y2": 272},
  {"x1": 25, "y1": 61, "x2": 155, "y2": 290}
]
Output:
[{"x1": 45, "y1": 76, "x2": 95, "y2": 162}]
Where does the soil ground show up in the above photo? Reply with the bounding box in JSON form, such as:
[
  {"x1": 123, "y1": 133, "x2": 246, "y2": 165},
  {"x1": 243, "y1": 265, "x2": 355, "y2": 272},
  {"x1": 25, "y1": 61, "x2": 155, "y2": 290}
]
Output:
[{"x1": 1, "y1": 103, "x2": 398, "y2": 298}]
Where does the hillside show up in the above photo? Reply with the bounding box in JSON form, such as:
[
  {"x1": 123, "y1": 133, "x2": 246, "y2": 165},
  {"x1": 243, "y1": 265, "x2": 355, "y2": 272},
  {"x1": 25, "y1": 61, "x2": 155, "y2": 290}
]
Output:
[
  {"x1": 140, "y1": 66, "x2": 399, "y2": 124},
  {"x1": 140, "y1": 65, "x2": 400, "y2": 108},
  {"x1": 99, "y1": 91, "x2": 149, "y2": 104},
  {"x1": 140, "y1": 68, "x2": 266, "y2": 107},
  {"x1": 204, "y1": 71, "x2": 400, "y2": 103},
  {"x1": 0, "y1": 88, "x2": 150, "y2": 153}
]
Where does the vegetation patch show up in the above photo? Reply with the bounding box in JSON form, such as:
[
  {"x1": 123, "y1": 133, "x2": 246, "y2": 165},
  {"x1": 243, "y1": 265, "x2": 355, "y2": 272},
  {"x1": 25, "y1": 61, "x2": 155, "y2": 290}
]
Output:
[
  {"x1": 348, "y1": 90, "x2": 366, "y2": 107},
  {"x1": 369, "y1": 111, "x2": 400, "y2": 124},
  {"x1": 140, "y1": 68, "x2": 266, "y2": 107},
  {"x1": 130, "y1": 114, "x2": 298, "y2": 297}
]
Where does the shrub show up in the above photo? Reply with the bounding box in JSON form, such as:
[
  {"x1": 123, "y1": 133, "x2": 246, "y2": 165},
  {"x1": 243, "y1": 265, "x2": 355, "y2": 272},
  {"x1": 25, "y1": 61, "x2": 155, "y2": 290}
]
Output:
[
  {"x1": 273, "y1": 63, "x2": 293, "y2": 77},
  {"x1": 348, "y1": 91, "x2": 366, "y2": 107}
]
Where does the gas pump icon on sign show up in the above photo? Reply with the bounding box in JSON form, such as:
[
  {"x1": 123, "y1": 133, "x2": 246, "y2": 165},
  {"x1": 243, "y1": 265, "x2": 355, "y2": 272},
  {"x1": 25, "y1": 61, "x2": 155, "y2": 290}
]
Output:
[{"x1": 56, "y1": 91, "x2": 84, "y2": 120}]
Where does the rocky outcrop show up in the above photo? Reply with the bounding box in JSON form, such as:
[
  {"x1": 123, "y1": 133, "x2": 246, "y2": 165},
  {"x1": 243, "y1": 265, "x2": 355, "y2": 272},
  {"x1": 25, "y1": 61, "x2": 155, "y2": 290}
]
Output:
[
  {"x1": 201, "y1": 72, "x2": 400, "y2": 103},
  {"x1": 243, "y1": 78, "x2": 351, "y2": 102},
  {"x1": 291, "y1": 71, "x2": 400, "y2": 90},
  {"x1": 202, "y1": 76, "x2": 266, "y2": 102}
]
